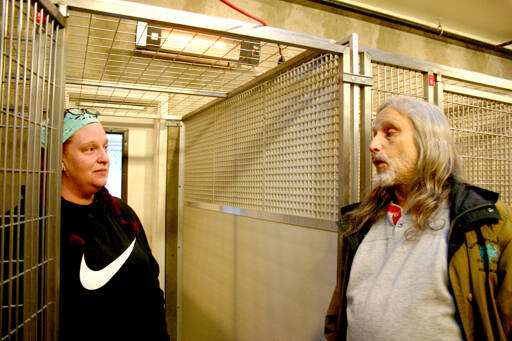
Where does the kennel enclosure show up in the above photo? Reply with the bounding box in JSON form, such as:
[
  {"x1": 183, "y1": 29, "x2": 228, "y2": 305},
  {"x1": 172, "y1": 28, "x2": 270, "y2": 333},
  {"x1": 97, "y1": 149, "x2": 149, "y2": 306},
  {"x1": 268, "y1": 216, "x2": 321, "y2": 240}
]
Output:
[{"x1": 1, "y1": 0, "x2": 511, "y2": 339}]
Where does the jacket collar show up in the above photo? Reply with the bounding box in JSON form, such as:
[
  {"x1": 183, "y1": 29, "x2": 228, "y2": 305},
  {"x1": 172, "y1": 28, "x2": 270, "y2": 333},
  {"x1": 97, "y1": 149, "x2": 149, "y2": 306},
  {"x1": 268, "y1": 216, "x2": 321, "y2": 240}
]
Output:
[
  {"x1": 448, "y1": 178, "x2": 500, "y2": 228},
  {"x1": 446, "y1": 177, "x2": 501, "y2": 262}
]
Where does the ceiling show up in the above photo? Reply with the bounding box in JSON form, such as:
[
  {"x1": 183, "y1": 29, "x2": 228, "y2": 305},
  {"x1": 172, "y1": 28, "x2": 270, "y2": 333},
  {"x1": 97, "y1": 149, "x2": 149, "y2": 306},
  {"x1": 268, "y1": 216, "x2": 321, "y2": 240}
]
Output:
[
  {"x1": 329, "y1": 0, "x2": 512, "y2": 50},
  {"x1": 61, "y1": 0, "x2": 511, "y2": 120},
  {"x1": 64, "y1": 7, "x2": 305, "y2": 119}
]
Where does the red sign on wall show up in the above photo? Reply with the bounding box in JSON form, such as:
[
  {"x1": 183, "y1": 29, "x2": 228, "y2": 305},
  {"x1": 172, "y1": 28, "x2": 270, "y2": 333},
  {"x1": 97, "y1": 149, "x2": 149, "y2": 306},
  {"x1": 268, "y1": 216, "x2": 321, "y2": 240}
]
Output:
[
  {"x1": 428, "y1": 74, "x2": 436, "y2": 87},
  {"x1": 36, "y1": 11, "x2": 46, "y2": 24}
]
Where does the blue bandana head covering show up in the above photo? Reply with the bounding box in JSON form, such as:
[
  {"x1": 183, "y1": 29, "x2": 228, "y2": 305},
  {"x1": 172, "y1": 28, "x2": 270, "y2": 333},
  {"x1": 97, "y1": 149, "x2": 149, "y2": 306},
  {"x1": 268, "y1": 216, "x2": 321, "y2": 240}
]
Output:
[
  {"x1": 62, "y1": 108, "x2": 100, "y2": 143},
  {"x1": 41, "y1": 108, "x2": 100, "y2": 148}
]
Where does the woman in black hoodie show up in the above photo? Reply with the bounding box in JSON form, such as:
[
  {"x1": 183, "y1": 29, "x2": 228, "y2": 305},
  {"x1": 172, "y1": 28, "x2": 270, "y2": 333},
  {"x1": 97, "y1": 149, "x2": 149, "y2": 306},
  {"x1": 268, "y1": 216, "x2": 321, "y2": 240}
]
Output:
[{"x1": 55, "y1": 108, "x2": 168, "y2": 341}]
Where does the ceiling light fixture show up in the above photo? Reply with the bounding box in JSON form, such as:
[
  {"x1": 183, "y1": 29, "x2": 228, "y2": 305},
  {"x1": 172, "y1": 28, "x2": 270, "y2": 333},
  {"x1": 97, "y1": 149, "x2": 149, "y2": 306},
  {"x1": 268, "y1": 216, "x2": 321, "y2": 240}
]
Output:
[
  {"x1": 78, "y1": 102, "x2": 146, "y2": 111},
  {"x1": 135, "y1": 21, "x2": 260, "y2": 65}
]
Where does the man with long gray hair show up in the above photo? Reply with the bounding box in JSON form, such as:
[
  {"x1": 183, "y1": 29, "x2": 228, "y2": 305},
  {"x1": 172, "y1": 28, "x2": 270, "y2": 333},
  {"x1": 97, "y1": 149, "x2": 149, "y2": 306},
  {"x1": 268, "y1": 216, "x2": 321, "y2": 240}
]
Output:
[{"x1": 325, "y1": 97, "x2": 511, "y2": 341}]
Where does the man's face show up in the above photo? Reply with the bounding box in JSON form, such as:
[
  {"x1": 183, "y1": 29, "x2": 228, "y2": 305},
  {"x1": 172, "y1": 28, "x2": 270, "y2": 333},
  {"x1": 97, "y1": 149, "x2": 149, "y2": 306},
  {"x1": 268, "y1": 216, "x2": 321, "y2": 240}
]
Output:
[
  {"x1": 369, "y1": 106, "x2": 419, "y2": 187},
  {"x1": 62, "y1": 123, "x2": 109, "y2": 198}
]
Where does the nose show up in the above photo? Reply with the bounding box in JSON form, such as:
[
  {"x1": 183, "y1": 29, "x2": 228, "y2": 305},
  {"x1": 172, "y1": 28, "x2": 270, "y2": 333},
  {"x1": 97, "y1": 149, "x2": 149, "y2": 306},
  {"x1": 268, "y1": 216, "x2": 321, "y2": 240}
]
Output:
[
  {"x1": 98, "y1": 148, "x2": 109, "y2": 164},
  {"x1": 369, "y1": 134, "x2": 382, "y2": 154}
]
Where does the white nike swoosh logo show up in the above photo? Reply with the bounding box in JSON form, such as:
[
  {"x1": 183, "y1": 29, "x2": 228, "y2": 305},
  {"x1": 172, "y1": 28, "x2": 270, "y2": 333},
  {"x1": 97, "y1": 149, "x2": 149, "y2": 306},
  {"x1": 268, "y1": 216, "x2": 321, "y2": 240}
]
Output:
[{"x1": 79, "y1": 238, "x2": 136, "y2": 290}]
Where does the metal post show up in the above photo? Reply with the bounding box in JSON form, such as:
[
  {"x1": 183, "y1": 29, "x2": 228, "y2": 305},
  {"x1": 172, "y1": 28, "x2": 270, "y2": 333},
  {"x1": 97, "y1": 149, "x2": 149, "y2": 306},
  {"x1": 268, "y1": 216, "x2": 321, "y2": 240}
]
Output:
[
  {"x1": 338, "y1": 33, "x2": 360, "y2": 204},
  {"x1": 339, "y1": 47, "x2": 352, "y2": 207},
  {"x1": 434, "y1": 74, "x2": 444, "y2": 110},
  {"x1": 359, "y1": 51, "x2": 373, "y2": 198},
  {"x1": 350, "y1": 35, "x2": 361, "y2": 204},
  {"x1": 177, "y1": 122, "x2": 185, "y2": 341}
]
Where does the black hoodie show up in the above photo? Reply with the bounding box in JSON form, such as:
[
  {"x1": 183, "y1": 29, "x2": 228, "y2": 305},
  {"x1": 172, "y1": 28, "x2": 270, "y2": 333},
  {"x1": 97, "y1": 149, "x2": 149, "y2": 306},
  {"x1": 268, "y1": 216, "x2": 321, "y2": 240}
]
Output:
[{"x1": 60, "y1": 193, "x2": 168, "y2": 341}]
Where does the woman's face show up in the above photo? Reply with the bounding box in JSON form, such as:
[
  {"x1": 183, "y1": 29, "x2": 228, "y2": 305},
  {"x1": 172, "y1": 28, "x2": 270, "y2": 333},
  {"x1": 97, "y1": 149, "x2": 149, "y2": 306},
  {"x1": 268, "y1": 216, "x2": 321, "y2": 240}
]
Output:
[{"x1": 62, "y1": 123, "x2": 109, "y2": 202}]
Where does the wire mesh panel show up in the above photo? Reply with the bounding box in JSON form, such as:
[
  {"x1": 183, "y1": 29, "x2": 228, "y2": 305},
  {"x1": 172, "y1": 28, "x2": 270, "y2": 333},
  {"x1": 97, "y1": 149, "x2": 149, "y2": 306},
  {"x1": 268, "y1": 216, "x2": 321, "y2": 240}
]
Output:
[
  {"x1": 214, "y1": 86, "x2": 265, "y2": 209},
  {"x1": 264, "y1": 54, "x2": 340, "y2": 219},
  {"x1": 444, "y1": 91, "x2": 512, "y2": 204},
  {"x1": 0, "y1": 1, "x2": 64, "y2": 340},
  {"x1": 368, "y1": 61, "x2": 512, "y2": 205},
  {"x1": 183, "y1": 110, "x2": 216, "y2": 203},
  {"x1": 66, "y1": 9, "x2": 304, "y2": 118},
  {"x1": 371, "y1": 61, "x2": 426, "y2": 111},
  {"x1": 184, "y1": 53, "x2": 342, "y2": 222}
]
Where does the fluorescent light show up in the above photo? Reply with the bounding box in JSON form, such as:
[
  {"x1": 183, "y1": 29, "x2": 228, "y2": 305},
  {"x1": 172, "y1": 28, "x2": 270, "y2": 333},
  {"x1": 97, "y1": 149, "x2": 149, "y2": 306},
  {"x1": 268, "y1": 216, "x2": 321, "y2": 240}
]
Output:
[
  {"x1": 79, "y1": 102, "x2": 146, "y2": 110},
  {"x1": 160, "y1": 29, "x2": 239, "y2": 61}
]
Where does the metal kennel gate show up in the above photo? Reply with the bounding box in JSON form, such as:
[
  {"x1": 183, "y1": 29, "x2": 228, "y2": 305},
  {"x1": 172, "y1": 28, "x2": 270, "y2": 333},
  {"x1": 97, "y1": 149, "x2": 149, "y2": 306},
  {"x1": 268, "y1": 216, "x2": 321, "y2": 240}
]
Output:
[
  {"x1": 183, "y1": 39, "x2": 512, "y2": 226},
  {"x1": 0, "y1": 0, "x2": 65, "y2": 340}
]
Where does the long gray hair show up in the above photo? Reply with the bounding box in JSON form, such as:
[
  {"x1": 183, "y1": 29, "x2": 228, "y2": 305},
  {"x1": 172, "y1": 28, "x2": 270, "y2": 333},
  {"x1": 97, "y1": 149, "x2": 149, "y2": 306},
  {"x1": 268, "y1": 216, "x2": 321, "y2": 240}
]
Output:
[{"x1": 345, "y1": 97, "x2": 463, "y2": 237}]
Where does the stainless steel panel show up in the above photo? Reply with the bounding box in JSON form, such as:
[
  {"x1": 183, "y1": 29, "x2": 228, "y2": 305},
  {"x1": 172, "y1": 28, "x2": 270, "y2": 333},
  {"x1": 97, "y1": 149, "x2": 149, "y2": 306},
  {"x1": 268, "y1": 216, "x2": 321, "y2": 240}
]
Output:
[{"x1": 185, "y1": 201, "x2": 337, "y2": 232}]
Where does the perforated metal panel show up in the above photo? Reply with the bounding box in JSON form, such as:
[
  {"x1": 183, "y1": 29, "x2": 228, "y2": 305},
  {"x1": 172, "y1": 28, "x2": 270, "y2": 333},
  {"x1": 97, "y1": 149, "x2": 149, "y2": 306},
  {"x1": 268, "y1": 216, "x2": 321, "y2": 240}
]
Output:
[
  {"x1": 444, "y1": 91, "x2": 512, "y2": 204},
  {"x1": 184, "y1": 53, "x2": 341, "y2": 221},
  {"x1": 1, "y1": 1, "x2": 64, "y2": 340}
]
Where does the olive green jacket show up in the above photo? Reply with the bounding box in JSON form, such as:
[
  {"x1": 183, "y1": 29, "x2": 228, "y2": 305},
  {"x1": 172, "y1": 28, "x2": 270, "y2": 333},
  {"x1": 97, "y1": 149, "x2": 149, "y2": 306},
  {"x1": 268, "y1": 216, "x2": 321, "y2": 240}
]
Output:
[{"x1": 325, "y1": 180, "x2": 512, "y2": 340}]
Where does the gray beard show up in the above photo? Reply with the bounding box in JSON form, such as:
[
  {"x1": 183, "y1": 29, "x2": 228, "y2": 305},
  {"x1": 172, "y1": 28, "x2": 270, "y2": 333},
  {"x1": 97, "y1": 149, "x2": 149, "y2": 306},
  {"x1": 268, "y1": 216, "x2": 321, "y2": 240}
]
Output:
[
  {"x1": 375, "y1": 167, "x2": 398, "y2": 187},
  {"x1": 374, "y1": 161, "x2": 416, "y2": 187}
]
